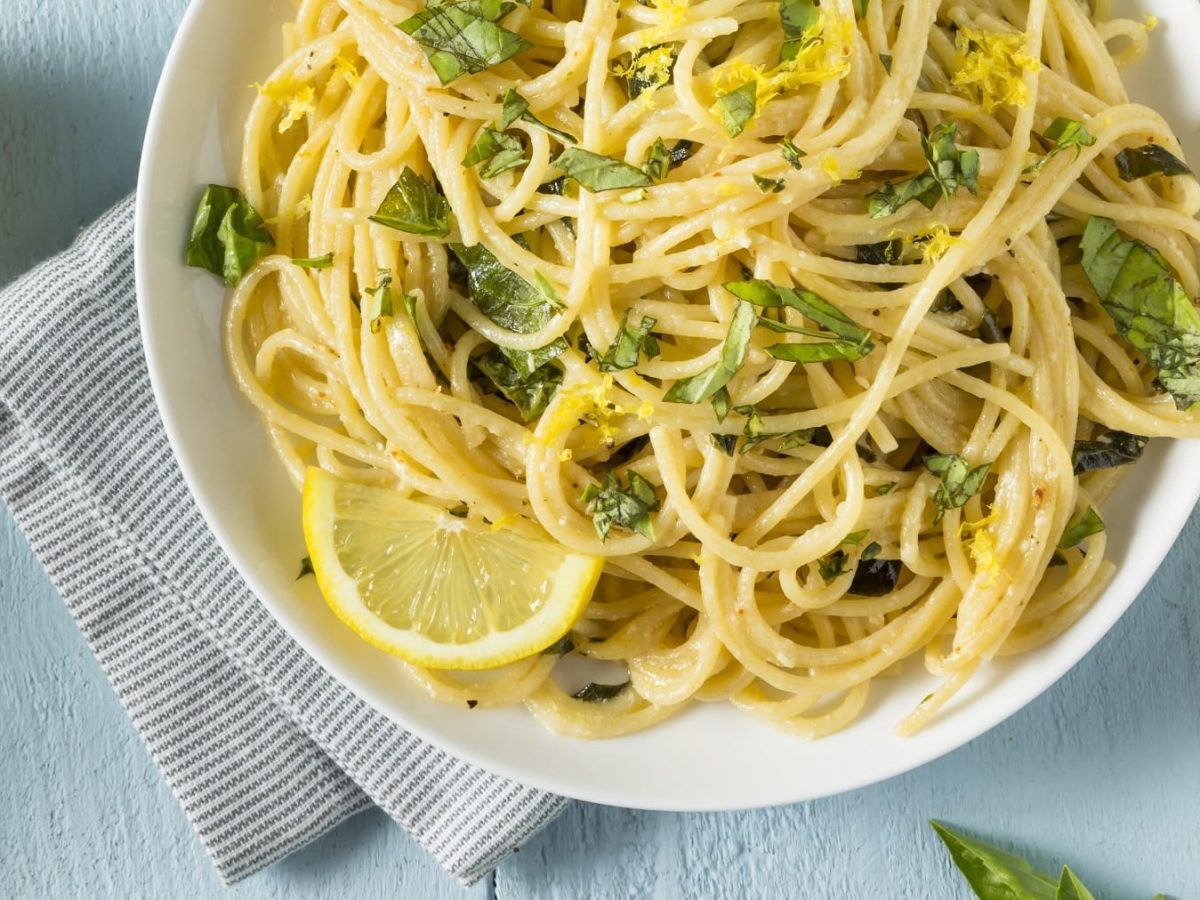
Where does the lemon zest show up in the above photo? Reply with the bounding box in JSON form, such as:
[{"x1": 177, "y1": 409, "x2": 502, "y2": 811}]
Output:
[
  {"x1": 636, "y1": 0, "x2": 690, "y2": 49},
  {"x1": 819, "y1": 155, "x2": 860, "y2": 185},
  {"x1": 958, "y1": 510, "x2": 1000, "y2": 587},
  {"x1": 254, "y1": 78, "x2": 316, "y2": 133},
  {"x1": 558, "y1": 449, "x2": 574, "y2": 462},
  {"x1": 613, "y1": 44, "x2": 677, "y2": 97},
  {"x1": 332, "y1": 55, "x2": 361, "y2": 87},
  {"x1": 538, "y1": 374, "x2": 648, "y2": 453},
  {"x1": 1143, "y1": 14, "x2": 1158, "y2": 31},
  {"x1": 489, "y1": 513, "x2": 519, "y2": 533},
  {"x1": 916, "y1": 226, "x2": 959, "y2": 264},
  {"x1": 951, "y1": 28, "x2": 1040, "y2": 113}
]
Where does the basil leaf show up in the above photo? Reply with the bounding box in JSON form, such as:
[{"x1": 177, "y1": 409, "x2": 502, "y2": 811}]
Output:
[
  {"x1": 644, "y1": 138, "x2": 672, "y2": 181},
  {"x1": 817, "y1": 549, "x2": 852, "y2": 584},
  {"x1": 663, "y1": 301, "x2": 757, "y2": 404},
  {"x1": 754, "y1": 174, "x2": 785, "y2": 193},
  {"x1": 501, "y1": 336, "x2": 569, "y2": 378},
  {"x1": 880, "y1": 53, "x2": 892, "y2": 73},
  {"x1": 923, "y1": 454, "x2": 991, "y2": 524},
  {"x1": 1080, "y1": 216, "x2": 1200, "y2": 409},
  {"x1": 1058, "y1": 506, "x2": 1104, "y2": 550},
  {"x1": 500, "y1": 88, "x2": 577, "y2": 143},
  {"x1": 1071, "y1": 429, "x2": 1147, "y2": 474},
  {"x1": 473, "y1": 345, "x2": 563, "y2": 420},
  {"x1": 1114, "y1": 144, "x2": 1191, "y2": 181},
  {"x1": 736, "y1": 404, "x2": 769, "y2": 453},
  {"x1": 571, "y1": 681, "x2": 630, "y2": 702},
  {"x1": 1025, "y1": 117, "x2": 1094, "y2": 175},
  {"x1": 553, "y1": 147, "x2": 653, "y2": 192},
  {"x1": 1055, "y1": 867, "x2": 1096, "y2": 900},
  {"x1": 620, "y1": 43, "x2": 680, "y2": 98},
  {"x1": 725, "y1": 278, "x2": 876, "y2": 362},
  {"x1": 599, "y1": 310, "x2": 660, "y2": 372},
  {"x1": 710, "y1": 433, "x2": 738, "y2": 456},
  {"x1": 463, "y1": 127, "x2": 528, "y2": 178},
  {"x1": 712, "y1": 81, "x2": 757, "y2": 137},
  {"x1": 780, "y1": 0, "x2": 820, "y2": 63},
  {"x1": 541, "y1": 634, "x2": 575, "y2": 656},
  {"x1": 978, "y1": 309, "x2": 1006, "y2": 345},
  {"x1": 297, "y1": 556, "x2": 314, "y2": 580},
  {"x1": 850, "y1": 557, "x2": 901, "y2": 596},
  {"x1": 366, "y1": 272, "x2": 395, "y2": 334},
  {"x1": 450, "y1": 242, "x2": 557, "y2": 333},
  {"x1": 186, "y1": 185, "x2": 274, "y2": 286},
  {"x1": 292, "y1": 252, "x2": 334, "y2": 269},
  {"x1": 669, "y1": 139, "x2": 696, "y2": 167},
  {"x1": 711, "y1": 386, "x2": 732, "y2": 422},
  {"x1": 370, "y1": 167, "x2": 451, "y2": 237},
  {"x1": 875, "y1": 481, "x2": 898, "y2": 495},
  {"x1": 766, "y1": 341, "x2": 872, "y2": 363},
  {"x1": 398, "y1": 0, "x2": 532, "y2": 85},
  {"x1": 931, "y1": 821, "x2": 1059, "y2": 900},
  {"x1": 781, "y1": 137, "x2": 806, "y2": 170},
  {"x1": 867, "y1": 123, "x2": 979, "y2": 219},
  {"x1": 857, "y1": 240, "x2": 903, "y2": 265},
  {"x1": 581, "y1": 470, "x2": 661, "y2": 540}
]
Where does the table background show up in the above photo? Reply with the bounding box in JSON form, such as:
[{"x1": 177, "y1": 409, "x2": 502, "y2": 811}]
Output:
[{"x1": 1, "y1": 2, "x2": 1198, "y2": 898}]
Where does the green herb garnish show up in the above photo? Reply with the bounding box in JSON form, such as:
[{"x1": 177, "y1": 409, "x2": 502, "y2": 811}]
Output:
[
  {"x1": 710, "y1": 432, "x2": 738, "y2": 456},
  {"x1": 932, "y1": 821, "x2": 1098, "y2": 900},
  {"x1": 781, "y1": 137, "x2": 806, "y2": 170},
  {"x1": 1058, "y1": 506, "x2": 1105, "y2": 549},
  {"x1": 581, "y1": 471, "x2": 661, "y2": 541},
  {"x1": 662, "y1": 301, "x2": 757, "y2": 404},
  {"x1": 473, "y1": 345, "x2": 563, "y2": 420},
  {"x1": 463, "y1": 127, "x2": 528, "y2": 178},
  {"x1": 857, "y1": 240, "x2": 903, "y2": 265},
  {"x1": 754, "y1": 174, "x2": 786, "y2": 193},
  {"x1": 398, "y1": 0, "x2": 532, "y2": 85},
  {"x1": 291, "y1": 252, "x2": 334, "y2": 269},
  {"x1": 619, "y1": 43, "x2": 680, "y2": 98},
  {"x1": 370, "y1": 167, "x2": 451, "y2": 237},
  {"x1": 571, "y1": 681, "x2": 631, "y2": 702},
  {"x1": 644, "y1": 138, "x2": 672, "y2": 181},
  {"x1": 541, "y1": 634, "x2": 575, "y2": 656},
  {"x1": 779, "y1": 0, "x2": 820, "y2": 63},
  {"x1": 867, "y1": 123, "x2": 979, "y2": 218},
  {"x1": 725, "y1": 279, "x2": 875, "y2": 364},
  {"x1": 1025, "y1": 117, "x2": 1094, "y2": 175},
  {"x1": 450, "y1": 242, "x2": 559, "y2": 333},
  {"x1": 1114, "y1": 143, "x2": 1191, "y2": 182},
  {"x1": 599, "y1": 310, "x2": 660, "y2": 372},
  {"x1": 1080, "y1": 216, "x2": 1200, "y2": 409},
  {"x1": 1071, "y1": 429, "x2": 1148, "y2": 474},
  {"x1": 500, "y1": 88, "x2": 577, "y2": 143},
  {"x1": 712, "y1": 81, "x2": 757, "y2": 137},
  {"x1": 186, "y1": 185, "x2": 274, "y2": 286},
  {"x1": 553, "y1": 147, "x2": 653, "y2": 193},
  {"x1": 297, "y1": 556, "x2": 314, "y2": 580},
  {"x1": 923, "y1": 454, "x2": 991, "y2": 524}
]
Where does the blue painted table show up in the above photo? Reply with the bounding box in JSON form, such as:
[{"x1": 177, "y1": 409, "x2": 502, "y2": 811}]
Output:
[{"x1": 2, "y1": 3, "x2": 1198, "y2": 897}]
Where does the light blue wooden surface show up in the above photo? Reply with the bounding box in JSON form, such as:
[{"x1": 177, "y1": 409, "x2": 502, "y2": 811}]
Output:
[{"x1": 1, "y1": 3, "x2": 1197, "y2": 898}]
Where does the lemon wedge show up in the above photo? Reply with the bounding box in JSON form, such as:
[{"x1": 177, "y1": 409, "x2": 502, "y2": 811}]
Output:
[{"x1": 301, "y1": 468, "x2": 603, "y2": 669}]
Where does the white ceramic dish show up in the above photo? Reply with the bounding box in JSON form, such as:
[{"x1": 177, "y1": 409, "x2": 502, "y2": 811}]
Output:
[{"x1": 136, "y1": 0, "x2": 1200, "y2": 810}]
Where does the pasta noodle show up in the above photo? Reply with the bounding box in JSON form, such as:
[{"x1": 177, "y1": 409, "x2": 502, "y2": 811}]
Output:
[{"x1": 223, "y1": 0, "x2": 1200, "y2": 739}]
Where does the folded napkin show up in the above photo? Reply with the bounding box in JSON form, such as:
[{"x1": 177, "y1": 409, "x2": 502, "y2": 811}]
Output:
[{"x1": 0, "y1": 196, "x2": 567, "y2": 884}]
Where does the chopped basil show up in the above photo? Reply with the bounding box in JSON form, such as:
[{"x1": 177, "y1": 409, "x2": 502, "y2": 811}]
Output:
[
  {"x1": 297, "y1": 556, "x2": 314, "y2": 580},
  {"x1": 923, "y1": 454, "x2": 991, "y2": 524},
  {"x1": 581, "y1": 470, "x2": 661, "y2": 541},
  {"x1": 978, "y1": 309, "x2": 1006, "y2": 344},
  {"x1": 571, "y1": 681, "x2": 630, "y2": 702},
  {"x1": 643, "y1": 138, "x2": 672, "y2": 181},
  {"x1": 398, "y1": 0, "x2": 532, "y2": 85},
  {"x1": 1114, "y1": 143, "x2": 1191, "y2": 182},
  {"x1": 473, "y1": 345, "x2": 563, "y2": 420},
  {"x1": 735, "y1": 404, "x2": 769, "y2": 453},
  {"x1": 725, "y1": 279, "x2": 875, "y2": 363},
  {"x1": 818, "y1": 549, "x2": 852, "y2": 584},
  {"x1": 186, "y1": 185, "x2": 274, "y2": 286},
  {"x1": 541, "y1": 634, "x2": 575, "y2": 656},
  {"x1": 754, "y1": 174, "x2": 785, "y2": 193},
  {"x1": 867, "y1": 123, "x2": 979, "y2": 219},
  {"x1": 779, "y1": 0, "x2": 820, "y2": 63},
  {"x1": 850, "y1": 556, "x2": 901, "y2": 596},
  {"x1": 662, "y1": 301, "x2": 757, "y2": 404},
  {"x1": 620, "y1": 43, "x2": 680, "y2": 98},
  {"x1": 291, "y1": 252, "x2": 334, "y2": 269},
  {"x1": 463, "y1": 127, "x2": 528, "y2": 178},
  {"x1": 369, "y1": 167, "x2": 451, "y2": 237},
  {"x1": 857, "y1": 240, "x2": 903, "y2": 265},
  {"x1": 781, "y1": 137, "x2": 806, "y2": 170},
  {"x1": 499, "y1": 88, "x2": 576, "y2": 143},
  {"x1": 931, "y1": 821, "x2": 1074, "y2": 900},
  {"x1": 1058, "y1": 506, "x2": 1105, "y2": 550},
  {"x1": 669, "y1": 139, "x2": 696, "y2": 167},
  {"x1": 500, "y1": 336, "x2": 569, "y2": 378},
  {"x1": 1025, "y1": 117, "x2": 1094, "y2": 175},
  {"x1": 712, "y1": 81, "x2": 757, "y2": 137},
  {"x1": 879, "y1": 53, "x2": 892, "y2": 74},
  {"x1": 874, "y1": 481, "x2": 898, "y2": 495},
  {"x1": 553, "y1": 147, "x2": 653, "y2": 192},
  {"x1": 599, "y1": 310, "x2": 660, "y2": 372},
  {"x1": 450, "y1": 242, "x2": 558, "y2": 333},
  {"x1": 366, "y1": 272, "x2": 395, "y2": 334},
  {"x1": 1071, "y1": 429, "x2": 1147, "y2": 474},
  {"x1": 710, "y1": 432, "x2": 738, "y2": 456},
  {"x1": 711, "y1": 386, "x2": 732, "y2": 423},
  {"x1": 1080, "y1": 216, "x2": 1200, "y2": 409}
]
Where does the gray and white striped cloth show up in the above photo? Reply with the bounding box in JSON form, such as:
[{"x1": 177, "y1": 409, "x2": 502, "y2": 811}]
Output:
[{"x1": 0, "y1": 196, "x2": 567, "y2": 885}]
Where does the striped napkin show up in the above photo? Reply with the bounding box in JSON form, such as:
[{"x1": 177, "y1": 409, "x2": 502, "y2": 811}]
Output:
[{"x1": 0, "y1": 196, "x2": 566, "y2": 884}]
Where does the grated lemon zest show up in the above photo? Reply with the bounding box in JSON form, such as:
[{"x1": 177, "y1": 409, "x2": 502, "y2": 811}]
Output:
[
  {"x1": 819, "y1": 155, "x2": 860, "y2": 184},
  {"x1": 958, "y1": 510, "x2": 1000, "y2": 587},
  {"x1": 916, "y1": 226, "x2": 959, "y2": 264},
  {"x1": 254, "y1": 78, "x2": 316, "y2": 133},
  {"x1": 558, "y1": 449, "x2": 574, "y2": 462},
  {"x1": 332, "y1": 55, "x2": 361, "y2": 87},
  {"x1": 489, "y1": 513, "x2": 519, "y2": 533},
  {"x1": 537, "y1": 374, "x2": 647, "y2": 453},
  {"x1": 952, "y1": 28, "x2": 1040, "y2": 113},
  {"x1": 1143, "y1": 14, "x2": 1158, "y2": 30},
  {"x1": 636, "y1": 0, "x2": 690, "y2": 49},
  {"x1": 613, "y1": 44, "x2": 677, "y2": 97}
]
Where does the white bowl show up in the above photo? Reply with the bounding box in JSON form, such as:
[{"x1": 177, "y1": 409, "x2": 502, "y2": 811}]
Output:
[{"x1": 135, "y1": 0, "x2": 1200, "y2": 810}]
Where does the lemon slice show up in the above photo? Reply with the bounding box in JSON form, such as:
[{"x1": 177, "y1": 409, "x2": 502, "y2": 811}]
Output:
[{"x1": 301, "y1": 468, "x2": 603, "y2": 669}]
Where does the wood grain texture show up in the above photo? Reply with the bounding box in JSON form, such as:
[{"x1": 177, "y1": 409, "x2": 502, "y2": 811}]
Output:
[{"x1": 1, "y1": 1, "x2": 1198, "y2": 898}]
